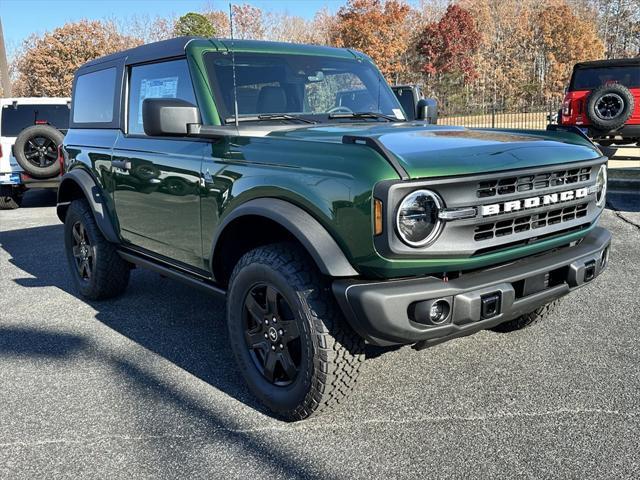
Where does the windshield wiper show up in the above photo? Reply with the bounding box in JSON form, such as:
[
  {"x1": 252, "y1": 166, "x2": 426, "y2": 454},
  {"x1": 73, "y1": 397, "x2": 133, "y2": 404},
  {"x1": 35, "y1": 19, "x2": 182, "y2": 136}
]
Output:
[
  {"x1": 327, "y1": 111, "x2": 399, "y2": 122},
  {"x1": 225, "y1": 114, "x2": 317, "y2": 124}
]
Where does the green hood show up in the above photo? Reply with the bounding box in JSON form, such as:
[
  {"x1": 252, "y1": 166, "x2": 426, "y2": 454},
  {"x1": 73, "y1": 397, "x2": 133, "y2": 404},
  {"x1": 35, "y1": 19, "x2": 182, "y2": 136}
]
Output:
[{"x1": 272, "y1": 124, "x2": 602, "y2": 179}]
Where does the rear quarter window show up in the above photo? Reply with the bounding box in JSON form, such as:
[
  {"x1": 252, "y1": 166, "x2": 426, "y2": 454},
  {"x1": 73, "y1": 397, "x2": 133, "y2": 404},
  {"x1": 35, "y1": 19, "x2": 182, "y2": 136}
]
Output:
[{"x1": 72, "y1": 67, "x2": 117, "y2": 124}]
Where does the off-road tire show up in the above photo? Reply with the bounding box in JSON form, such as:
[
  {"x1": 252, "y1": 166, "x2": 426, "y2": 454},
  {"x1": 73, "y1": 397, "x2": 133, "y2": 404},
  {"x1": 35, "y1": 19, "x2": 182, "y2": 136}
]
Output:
[
  {"x1": 0, "y1": 193, "x2": 22, "y2": 210},
  {"x1": 13, "y1": 125, "x2": 64, "y2": 179},
  {"x1": 227, "y1": 242, "x2": 365, "y2": 421},
  {"x1": 586, "y1": 84, "x2": 634, "y2": 131},
  {"x1": 64, "y1": 199, "x2": 130, "y2": 300},
  {"x1": 489, "y1": 300, "x2": 560, "y2": 333}
]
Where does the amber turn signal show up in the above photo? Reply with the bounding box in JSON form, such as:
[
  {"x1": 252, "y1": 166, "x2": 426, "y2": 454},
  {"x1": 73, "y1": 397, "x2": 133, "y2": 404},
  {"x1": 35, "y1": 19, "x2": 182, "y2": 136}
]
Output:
[{"x1": 374, "y1": 198, "x2": 383, "y2": 236}]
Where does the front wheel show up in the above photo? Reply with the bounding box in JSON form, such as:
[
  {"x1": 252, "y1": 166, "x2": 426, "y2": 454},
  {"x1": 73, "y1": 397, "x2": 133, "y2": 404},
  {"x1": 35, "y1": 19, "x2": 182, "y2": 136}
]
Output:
[
  {"x1": 489, "y1": 300, "x2": 560, "y2": 333},
  {"x1": 226, "y1": 243, "x2": 365, "y2": 421}
]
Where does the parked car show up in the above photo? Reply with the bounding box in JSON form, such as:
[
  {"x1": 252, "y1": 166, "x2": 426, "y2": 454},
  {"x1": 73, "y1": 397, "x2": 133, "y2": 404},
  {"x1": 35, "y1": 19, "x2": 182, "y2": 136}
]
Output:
[
  {"x1": 559, "y1": 58, "x2": 639, "y2": 146},
  {"x1": 58, "y1": 38, "x2": 611, "y2": 421},
  {"x1": 0, "y1": 97, "x2": 70, "y2": 209},
  {"x1": 391, "y1": 84, "x2": 438, "y2": 123}
]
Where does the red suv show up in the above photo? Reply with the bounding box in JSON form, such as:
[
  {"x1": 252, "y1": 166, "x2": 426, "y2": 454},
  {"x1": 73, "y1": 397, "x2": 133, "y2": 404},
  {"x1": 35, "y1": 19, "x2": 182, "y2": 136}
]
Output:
[{"x1": 559, "y1": 58, "x2": 639, "y2": 146}]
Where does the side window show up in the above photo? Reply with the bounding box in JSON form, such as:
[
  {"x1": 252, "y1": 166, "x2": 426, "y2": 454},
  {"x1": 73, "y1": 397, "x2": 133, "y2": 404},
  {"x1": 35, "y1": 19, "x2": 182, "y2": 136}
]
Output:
[
  {"x1": 127, "y1": 59, "x2": 197, "y2": 135},
  {"x1": 73, "y1": 67, "x2": 117, "y2": 124}
]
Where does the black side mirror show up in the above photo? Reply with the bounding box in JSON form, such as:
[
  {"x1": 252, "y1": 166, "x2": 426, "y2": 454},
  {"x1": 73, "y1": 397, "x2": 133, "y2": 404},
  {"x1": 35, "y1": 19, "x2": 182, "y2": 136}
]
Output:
[
  {"x1": 142, "y1": 98, "x2": 199, "y2": 136},
  {"x1": 416, "y1": 98, "x2": 438, "y2": 124}
]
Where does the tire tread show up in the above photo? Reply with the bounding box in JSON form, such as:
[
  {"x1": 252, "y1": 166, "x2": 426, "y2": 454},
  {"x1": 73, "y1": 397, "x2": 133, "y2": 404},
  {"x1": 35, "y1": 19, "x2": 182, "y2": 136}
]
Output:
[{"x1": 229, "y1": 242, "x2": 364, "y2": 420}]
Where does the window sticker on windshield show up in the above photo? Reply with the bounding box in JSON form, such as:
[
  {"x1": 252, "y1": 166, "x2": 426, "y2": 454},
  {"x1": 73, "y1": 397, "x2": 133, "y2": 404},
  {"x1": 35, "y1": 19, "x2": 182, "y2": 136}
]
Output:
[
  {"x1": 392, "y1": 108, "x2": 405, "y2": 120},
  {"x1": 138, "y1": 76, "x2": 179, "y2": 123}
]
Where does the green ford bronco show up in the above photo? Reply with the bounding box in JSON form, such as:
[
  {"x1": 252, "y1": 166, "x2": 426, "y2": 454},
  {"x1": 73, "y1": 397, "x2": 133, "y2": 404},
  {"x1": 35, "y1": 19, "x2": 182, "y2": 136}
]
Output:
[{"x1": 58, "y1": 37, "x2": 611, "y2": 420}]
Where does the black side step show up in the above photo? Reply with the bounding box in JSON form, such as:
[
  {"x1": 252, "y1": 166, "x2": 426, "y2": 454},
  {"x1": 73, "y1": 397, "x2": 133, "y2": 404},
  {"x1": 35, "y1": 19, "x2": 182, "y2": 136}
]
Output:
[{"x1": 118, "y1": 250, "x2": 226, "y2": 297}]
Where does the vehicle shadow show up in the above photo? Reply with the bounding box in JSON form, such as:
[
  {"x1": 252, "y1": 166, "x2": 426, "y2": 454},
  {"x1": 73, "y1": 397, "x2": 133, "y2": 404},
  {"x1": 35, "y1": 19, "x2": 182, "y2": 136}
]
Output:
[
  {"x1": 607, "y1": 192, "x2": 640, "y2": 213},
  {"x1": 20, "y1": 188, "x2": 58, "y2": 208},
  {"x1": 1, "y1": 223, "x2": 330, "y2": 478}
]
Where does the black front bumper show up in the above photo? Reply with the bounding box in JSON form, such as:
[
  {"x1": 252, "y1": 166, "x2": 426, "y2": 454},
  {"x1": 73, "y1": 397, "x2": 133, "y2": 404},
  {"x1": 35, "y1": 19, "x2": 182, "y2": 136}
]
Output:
[{"x1": 333, "y1": 227, "x2": 611, "y2": 348}]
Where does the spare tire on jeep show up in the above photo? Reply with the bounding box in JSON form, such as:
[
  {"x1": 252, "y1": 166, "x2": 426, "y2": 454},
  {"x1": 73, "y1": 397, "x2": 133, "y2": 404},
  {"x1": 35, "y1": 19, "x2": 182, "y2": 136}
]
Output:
[
  {"x1": 13, "y1": 124, "x2": 64, "y2": 179},
  {"x1": 586, "y1": 84, "x2": 634, "y2": 131}
]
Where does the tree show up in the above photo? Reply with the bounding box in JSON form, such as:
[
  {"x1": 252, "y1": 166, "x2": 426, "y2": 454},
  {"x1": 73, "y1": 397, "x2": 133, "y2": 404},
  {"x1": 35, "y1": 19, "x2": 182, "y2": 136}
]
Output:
[
  {"x1": 173, "y1": 12, "x2": 216, "y2": 37},
  {"x1": 462, "y1": 0, "x2": 540, "y2": 107},
  {"x1": 538, "y1": 2, "x2": 605, "y2": 97},
  {"x1": 588, "y1": 0, "x2": 640, "y2": 57},
  {"x1": 232, "y1": 4, "x2": 266, "y2": 40},
  {"x1": 203, "y1": 10, "x2": 231, "y2": 38},
  {"x1": 13, "y1": 20, "x2": 140, "y2": 97},
  {"x1": 332, "y1": 0, "x2": 412, "y2": 81},
  {"x1": 417, "y1": 5, "x2": 480, "y2": 81},
  {"x1": 122, "y1": 14, "x2": 175, "y2": 44}
]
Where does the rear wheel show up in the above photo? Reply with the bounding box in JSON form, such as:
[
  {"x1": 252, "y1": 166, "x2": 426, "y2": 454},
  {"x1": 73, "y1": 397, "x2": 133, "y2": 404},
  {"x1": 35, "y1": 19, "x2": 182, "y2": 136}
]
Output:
[
  {"x1": 64, "y1": 199, "x2": 131, "y2": 300},
  {"x1": 489, "y1": 300, "x2": 560, "y2": 333},
  {"x1": 226, "y1": 243, "x2": 364, "y2": 421}
]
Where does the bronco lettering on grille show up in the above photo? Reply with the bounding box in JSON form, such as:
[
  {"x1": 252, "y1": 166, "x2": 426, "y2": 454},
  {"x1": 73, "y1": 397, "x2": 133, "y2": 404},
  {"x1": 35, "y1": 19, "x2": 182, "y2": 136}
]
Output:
[{"x1": 481, "y1": 187, "x2": 589, "y2": 216}]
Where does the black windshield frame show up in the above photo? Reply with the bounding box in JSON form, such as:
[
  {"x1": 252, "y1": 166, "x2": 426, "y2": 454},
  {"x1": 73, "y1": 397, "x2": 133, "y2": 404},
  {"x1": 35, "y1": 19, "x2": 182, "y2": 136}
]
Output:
[{"x1": 203, "y1": 51, "x2": 403, "y2": 124}]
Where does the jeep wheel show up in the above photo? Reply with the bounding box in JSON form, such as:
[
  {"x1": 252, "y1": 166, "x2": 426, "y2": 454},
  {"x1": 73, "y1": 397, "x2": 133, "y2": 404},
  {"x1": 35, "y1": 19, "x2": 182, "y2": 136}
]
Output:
[
  {"x1": 489, "y1": 300, "x2": 560, "y2": 333},
  {"x1": 227, "y1": 243, "x2": 364, "y2": 421},
  {"x1": 586, "y1": 84, "x2": 634, "y2": 131},
  {"x1": 14, "y1": 125, "x2": 64, "y2": 179},
  {"x1": 0, "y1": 193, "x2": 22, "y2": 210},
  {"x1": 64, "y1": 199, "x2": 131, "y2": 300}
]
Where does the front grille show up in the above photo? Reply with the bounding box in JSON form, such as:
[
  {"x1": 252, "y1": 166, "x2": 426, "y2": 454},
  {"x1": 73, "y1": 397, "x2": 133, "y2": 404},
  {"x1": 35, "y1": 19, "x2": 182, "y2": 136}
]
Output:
[
  {"x1": 374, "y1": 157, "x2": 605, "y2": 259},
  {"x1": 477, "y1": 167, "x2": 592, "y2": 198},
  {"x1": 474, "y1": 202, "x2": 589, "y2": 241}
]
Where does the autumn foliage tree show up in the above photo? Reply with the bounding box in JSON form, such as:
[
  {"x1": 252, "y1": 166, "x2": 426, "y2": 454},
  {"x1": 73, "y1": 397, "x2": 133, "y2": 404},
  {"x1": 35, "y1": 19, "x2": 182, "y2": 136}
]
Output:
[
  {"x1": 13, "y1": 20, "x2": 140, "y2": 97},
  {"x1": 417, "y1": 5, "x2": 480, "y2": 81},
  {"x1": 332, "y1": 0, "x2": 411, "y2": 81},
  {"x1": 173, "y1": 12, "x2": 216, "y2": 37},
  {"x1": 537, "y1": 2, "x2": 605, "y2": 97}
]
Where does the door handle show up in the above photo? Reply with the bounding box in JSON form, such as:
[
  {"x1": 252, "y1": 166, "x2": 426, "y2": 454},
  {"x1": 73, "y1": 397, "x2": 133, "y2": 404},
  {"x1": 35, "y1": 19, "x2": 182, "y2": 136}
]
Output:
[{"x1": 112, "y1": 159, "x2": 131, "y2": 170}]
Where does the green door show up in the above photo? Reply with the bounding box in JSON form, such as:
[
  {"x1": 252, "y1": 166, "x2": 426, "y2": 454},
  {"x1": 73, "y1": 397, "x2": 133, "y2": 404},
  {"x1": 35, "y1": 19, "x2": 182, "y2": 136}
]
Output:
[{"x1": 112, "y1": 58, "x2": 206, "y2": 269}]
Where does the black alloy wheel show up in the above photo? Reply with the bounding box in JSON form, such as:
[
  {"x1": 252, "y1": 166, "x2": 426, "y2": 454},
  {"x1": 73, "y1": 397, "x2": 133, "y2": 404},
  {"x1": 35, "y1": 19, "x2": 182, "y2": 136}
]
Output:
[
  {"x1": 71, "y1": 220, "x2": 95, "y2": 282},
  {"x1": 243, "y1": 283, "x2": 301, "y2": 386},
  {"x1": 23, "y1": 136, "x2": 58, "y2": 169},
  {"x1": 595, "y1": 93, "x2": 624, "y2": 120}
]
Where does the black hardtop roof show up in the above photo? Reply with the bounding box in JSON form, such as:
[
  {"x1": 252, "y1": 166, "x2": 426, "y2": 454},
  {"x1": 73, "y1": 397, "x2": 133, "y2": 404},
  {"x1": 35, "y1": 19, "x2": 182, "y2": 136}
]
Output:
[
  {"x1": 573, "y1": 58, "x2": 640, "y2": 69},
  {"x1": 78, "y1": 37, "x2": 198, "y2": 70},
  {"x1": 77, "y1": 37, "x2": 357, "y2": 73}
]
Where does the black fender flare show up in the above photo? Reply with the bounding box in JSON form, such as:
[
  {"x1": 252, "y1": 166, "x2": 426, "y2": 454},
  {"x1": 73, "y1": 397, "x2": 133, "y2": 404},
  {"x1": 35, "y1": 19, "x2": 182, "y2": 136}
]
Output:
[
  {"x1": 56, "y1": 169, "x2": 120, "y2": 243},
  {"x1": 211, "y1": 198, "x2": 359, "y2": 278}
]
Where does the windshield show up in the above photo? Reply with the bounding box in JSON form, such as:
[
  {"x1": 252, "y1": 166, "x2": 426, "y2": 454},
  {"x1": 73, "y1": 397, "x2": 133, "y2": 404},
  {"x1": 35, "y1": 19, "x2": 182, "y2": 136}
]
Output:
[
  {"x1": 570, "y1": 66, "x2": 640, "y2": 91},
  {"x1": 1, "y1": 104, "x2": 70, "y2": 137},
  {"x1": 204, "y1": 52, "x2": 404, "y2": 122}
]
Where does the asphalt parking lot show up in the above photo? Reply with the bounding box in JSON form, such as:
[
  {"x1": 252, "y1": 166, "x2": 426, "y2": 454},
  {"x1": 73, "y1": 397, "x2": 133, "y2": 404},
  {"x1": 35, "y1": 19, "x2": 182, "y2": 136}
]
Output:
[{"x1": 1, "y1": 189, "x2": 639, "y2": 479}]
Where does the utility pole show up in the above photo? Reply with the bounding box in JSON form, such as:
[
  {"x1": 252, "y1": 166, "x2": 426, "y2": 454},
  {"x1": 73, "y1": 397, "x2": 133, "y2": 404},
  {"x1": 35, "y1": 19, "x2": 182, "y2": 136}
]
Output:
[{"x1": 0, "y1": 17, "x2": 12, "y2": 97}]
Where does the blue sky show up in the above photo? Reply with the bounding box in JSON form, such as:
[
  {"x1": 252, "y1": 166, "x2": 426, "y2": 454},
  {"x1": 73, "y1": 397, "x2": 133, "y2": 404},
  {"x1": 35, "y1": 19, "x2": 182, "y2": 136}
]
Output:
[{"x1": 1, "y1": 0, "x2": 348, "y2": 57}]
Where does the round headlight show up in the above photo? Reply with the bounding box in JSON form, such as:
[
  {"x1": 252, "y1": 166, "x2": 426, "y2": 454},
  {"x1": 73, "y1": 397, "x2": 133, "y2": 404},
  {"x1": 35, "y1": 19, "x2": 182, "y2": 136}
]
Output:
[
  {"x1": 396, "y1": 189, "x2": 442, "y2": 247},
  {"x1": 595, "y1": 164, "x2": 607, "y2": 207}
]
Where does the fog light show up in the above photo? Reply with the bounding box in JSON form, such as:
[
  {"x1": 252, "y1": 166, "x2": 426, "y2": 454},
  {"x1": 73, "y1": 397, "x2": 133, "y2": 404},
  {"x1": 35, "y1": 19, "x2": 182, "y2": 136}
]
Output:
[
  {"x1": 429, "y1": 300, "x2": 450, "y2": 324},
  {"x1": 430, "y1": 302, "x2": 444, "y2": 322},
  {"x1": 410, "y1": 299, "x2": 451, "y2": 326}
]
